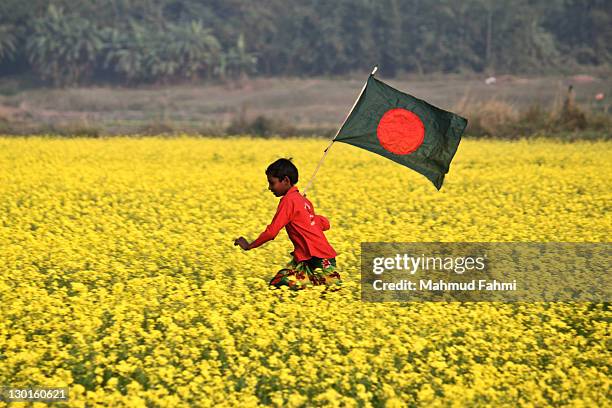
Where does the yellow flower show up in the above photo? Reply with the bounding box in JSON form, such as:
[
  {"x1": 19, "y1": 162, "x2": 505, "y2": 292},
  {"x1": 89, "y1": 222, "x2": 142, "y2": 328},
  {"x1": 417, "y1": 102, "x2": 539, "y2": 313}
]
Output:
[{"x1": 0, "y1": 136, "x2": 608, "y2": 406}]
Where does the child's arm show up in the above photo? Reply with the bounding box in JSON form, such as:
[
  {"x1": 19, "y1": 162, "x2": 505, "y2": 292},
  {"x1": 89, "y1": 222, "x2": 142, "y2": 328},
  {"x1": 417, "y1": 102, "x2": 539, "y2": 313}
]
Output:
[{"x1": 234, "y1": 199, "x2": 294, "y2": 251}]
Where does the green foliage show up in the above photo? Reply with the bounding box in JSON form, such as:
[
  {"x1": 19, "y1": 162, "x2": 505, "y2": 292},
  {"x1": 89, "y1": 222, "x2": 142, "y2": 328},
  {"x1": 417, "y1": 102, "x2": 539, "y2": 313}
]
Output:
[
  {"x1": 218, "y1": 33, "x2": 258, "y2": 79},
  {"x1": 0, "y1": 0, "x2": 610, "y2": 85},
  {"x1": 0, "y1": 24, "x2": 17, "y2": 62},
  {"x1": 102, "y1": 20, "x2": 223, "y2": 84},
  {"x1": 25, "y1": 5, "x2": 104, "y2": 86}
]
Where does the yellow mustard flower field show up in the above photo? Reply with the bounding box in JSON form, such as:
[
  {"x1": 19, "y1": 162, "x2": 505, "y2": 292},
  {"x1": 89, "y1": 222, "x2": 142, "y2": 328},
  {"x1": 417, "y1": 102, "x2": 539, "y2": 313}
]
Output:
[{"x1": 0, "y1": 136, "x2": 610, "y2": 407}]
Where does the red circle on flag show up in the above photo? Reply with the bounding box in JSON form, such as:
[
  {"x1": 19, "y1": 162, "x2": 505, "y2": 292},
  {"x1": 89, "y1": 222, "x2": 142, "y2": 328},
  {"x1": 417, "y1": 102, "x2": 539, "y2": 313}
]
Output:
[{"x1": 376, "y1": 108, "x2": 425, "y2": 155}]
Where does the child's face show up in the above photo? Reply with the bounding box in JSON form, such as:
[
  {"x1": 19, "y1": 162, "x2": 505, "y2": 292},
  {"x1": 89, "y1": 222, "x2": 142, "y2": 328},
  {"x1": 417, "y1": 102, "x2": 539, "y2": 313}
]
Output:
[{"x1": 267, "y1": 174, "x2": 292, "y2": 197}]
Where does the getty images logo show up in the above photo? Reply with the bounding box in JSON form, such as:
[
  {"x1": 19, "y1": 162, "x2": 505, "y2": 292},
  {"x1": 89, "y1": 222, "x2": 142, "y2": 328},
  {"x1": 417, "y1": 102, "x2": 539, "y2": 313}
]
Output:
[{"x1": 372, "y1": 253, "x2": 487, "y2": 275}]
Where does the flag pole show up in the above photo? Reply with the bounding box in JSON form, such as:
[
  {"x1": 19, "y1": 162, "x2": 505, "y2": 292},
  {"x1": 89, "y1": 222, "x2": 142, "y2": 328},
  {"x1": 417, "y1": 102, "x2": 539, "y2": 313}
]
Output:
[{"x1": 302, "y1": 65, "x2": 378, "y2": 197}]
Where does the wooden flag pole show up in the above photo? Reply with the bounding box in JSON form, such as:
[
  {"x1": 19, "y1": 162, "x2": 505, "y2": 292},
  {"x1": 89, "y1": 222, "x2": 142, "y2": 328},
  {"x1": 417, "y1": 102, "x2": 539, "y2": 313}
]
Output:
[{"x1": 302, "y1": 65, "x2": 378, "y2": 197}]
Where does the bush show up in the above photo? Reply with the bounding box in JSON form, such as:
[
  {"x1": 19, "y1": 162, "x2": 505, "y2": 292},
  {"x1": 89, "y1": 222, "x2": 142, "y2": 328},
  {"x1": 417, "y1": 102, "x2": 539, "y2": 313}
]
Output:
[
  {"x1": 226, "y1": 114, "x2": 296, "y2": 137},
  {"x1": 460, "y1": 98, "x2": 611, "y2": 140},
  {"x1": 555, "y1": 103, "x2": 587, "y2": 131},
  {"x1": 136, "y1": 121, "x2": 176, "y2": 136},
  {"x1": 462, "y1": 100, "x2": 519, "y2": 138}
]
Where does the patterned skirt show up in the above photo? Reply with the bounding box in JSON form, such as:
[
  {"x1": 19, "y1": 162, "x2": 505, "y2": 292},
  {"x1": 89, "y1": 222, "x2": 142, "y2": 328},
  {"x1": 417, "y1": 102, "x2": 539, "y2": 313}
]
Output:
[{"x1": 269, "y1": 256, "x2": 342, "y2": 291}]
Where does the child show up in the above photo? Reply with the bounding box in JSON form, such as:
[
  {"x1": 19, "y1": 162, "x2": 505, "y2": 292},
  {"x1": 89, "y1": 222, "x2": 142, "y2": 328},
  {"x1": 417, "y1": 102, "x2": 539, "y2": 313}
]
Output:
[{"x1": 234, "y1": 158, "x2": 342, "y2": 291}]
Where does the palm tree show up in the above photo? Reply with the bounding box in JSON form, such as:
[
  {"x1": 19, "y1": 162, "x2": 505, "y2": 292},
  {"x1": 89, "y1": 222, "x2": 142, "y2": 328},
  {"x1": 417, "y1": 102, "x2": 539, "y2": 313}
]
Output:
[{"x1": 25, "y1": 5, "x2": 103, "y2": 86}]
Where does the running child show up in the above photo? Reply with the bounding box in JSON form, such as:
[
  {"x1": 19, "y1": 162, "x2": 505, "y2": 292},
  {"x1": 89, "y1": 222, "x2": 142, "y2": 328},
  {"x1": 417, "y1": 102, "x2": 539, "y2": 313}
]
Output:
[{"x1": 234, "y1": 158, "x2": 342, "y2": 291}]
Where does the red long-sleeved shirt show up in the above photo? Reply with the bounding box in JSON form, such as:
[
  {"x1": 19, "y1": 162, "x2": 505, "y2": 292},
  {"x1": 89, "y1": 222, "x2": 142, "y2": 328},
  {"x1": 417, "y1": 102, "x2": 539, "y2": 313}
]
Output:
[{"x1": 248, "y1": 185, "x2": 337, "y2": 262}]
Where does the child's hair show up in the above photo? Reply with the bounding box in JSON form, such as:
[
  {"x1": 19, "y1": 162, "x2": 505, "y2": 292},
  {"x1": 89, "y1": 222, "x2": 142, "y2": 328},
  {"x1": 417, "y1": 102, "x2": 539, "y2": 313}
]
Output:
[{"x1": 266, "y1": 157, "x2": 298, "y2": 185}]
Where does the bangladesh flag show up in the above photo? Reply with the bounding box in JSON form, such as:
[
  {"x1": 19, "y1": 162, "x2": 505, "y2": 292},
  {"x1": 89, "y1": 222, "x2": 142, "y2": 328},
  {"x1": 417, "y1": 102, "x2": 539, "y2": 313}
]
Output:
[{"x1": 335, "y1": 74, "x2": 468, "y2": 190}]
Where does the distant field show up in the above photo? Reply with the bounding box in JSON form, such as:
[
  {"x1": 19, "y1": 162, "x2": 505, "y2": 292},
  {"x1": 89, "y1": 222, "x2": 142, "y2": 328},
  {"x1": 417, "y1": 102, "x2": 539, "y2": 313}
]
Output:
[{"x1": 0, "y1": 74, "x2": 609, "y2": 135}]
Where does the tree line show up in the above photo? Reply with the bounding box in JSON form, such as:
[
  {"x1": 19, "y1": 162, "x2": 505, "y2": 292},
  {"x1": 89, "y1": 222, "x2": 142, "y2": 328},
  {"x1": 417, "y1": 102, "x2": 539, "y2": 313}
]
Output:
[{"x1": 0, "y1": 0, "x2": 610, "y2": 86}]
